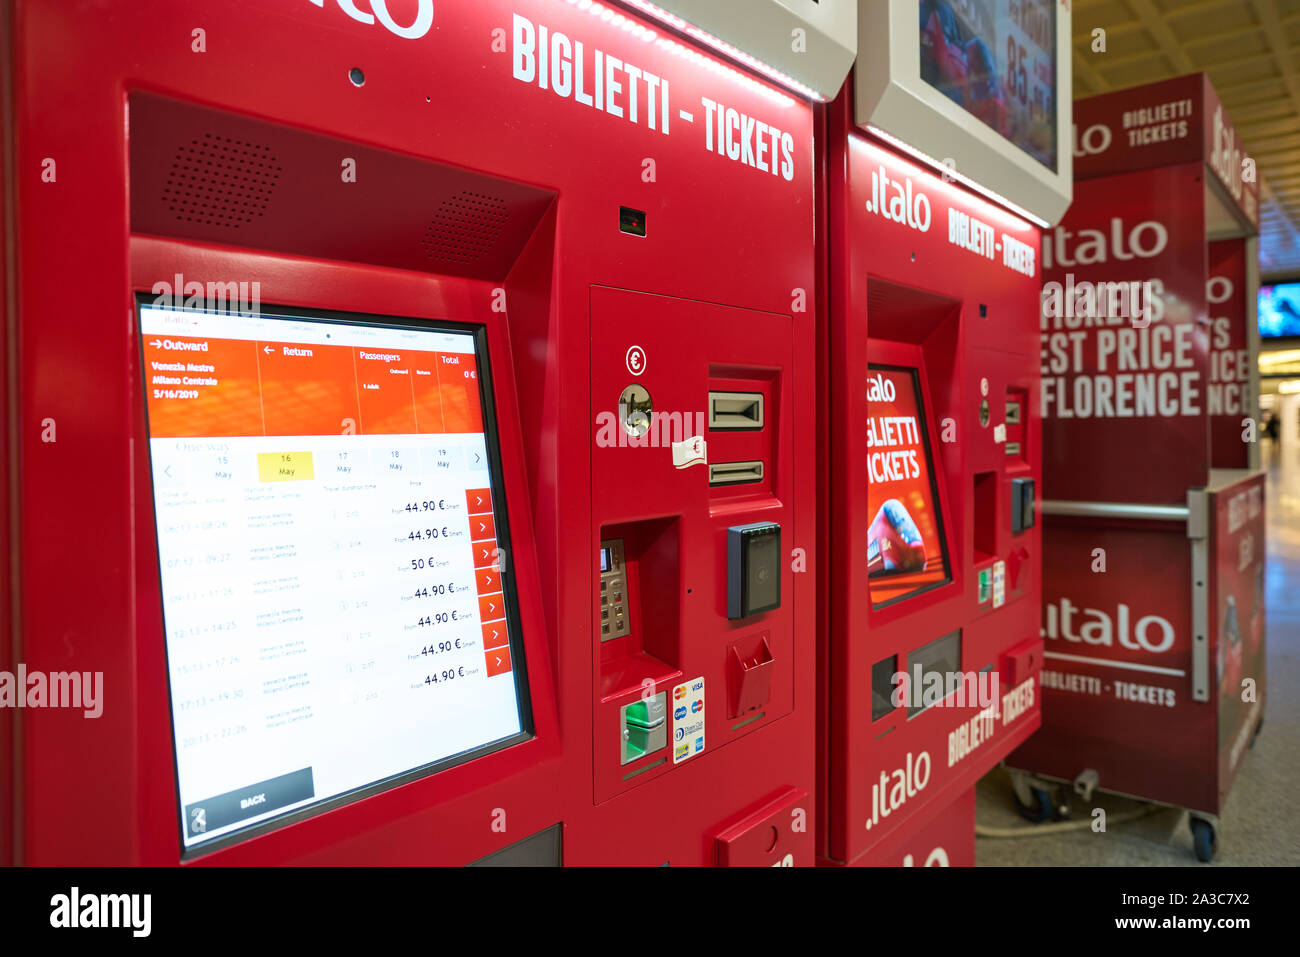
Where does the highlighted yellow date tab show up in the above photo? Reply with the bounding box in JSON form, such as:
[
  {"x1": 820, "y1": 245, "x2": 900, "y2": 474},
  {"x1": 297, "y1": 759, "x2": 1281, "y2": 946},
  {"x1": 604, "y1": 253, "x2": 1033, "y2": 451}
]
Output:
[{"x1": 258, "y1": 451, "x2": 315, "y2": 482}]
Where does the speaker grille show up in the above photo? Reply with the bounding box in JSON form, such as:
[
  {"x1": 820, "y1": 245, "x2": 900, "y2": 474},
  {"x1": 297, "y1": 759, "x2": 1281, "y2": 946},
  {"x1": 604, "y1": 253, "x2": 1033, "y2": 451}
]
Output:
[
  {"x1": 422, "y1": 191, "x2": 509, "y2": 264},
  {"x1": 162, "y1": 134, "x2": 281, "y2": 228}
]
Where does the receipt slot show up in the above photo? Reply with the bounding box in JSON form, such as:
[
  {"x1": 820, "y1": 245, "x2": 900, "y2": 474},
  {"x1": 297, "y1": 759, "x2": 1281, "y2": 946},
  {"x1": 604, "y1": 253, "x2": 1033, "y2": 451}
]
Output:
[{"x1": 6, "y1": 0, "x2": 835, "y2": 865}]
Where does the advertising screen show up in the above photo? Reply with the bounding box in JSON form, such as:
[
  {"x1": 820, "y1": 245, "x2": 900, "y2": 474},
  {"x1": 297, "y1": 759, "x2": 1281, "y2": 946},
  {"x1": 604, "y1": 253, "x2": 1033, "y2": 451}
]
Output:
[
  {"x1": 919, "y1": 0, "x2": 1058, "y2": 171},
  {"x1": 139, "y1": 301, "x2": 531, "y2": 852},
  {"x1": 866, "y1": 364, "x2": 952, "y2": 608},
  {"x1": 1259, "y1": 283, "x2": 1300, "y2": 339}
]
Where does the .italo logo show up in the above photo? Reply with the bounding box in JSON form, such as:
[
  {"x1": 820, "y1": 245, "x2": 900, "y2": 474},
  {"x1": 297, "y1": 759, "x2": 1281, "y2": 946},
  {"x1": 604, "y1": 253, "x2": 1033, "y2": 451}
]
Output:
[
  {"x1": 1209, "y1": 105, "x2": 1243, "y2": 202},
  {"x1": 1042, "y1": 217, "x2": 1169, "y2": 269},
  {"x1": 866, "y1": 165, "x2": 932, "y2": 232},
  {"x1": 865, "y1": 372, "x2": 896, "y2": 403},
  {"x1": 866, "y1": 750, "x2": 931, "y2": 830},
  {"x1": 1073, "y1": 122, "x2": 1112, "y2": 157},
  {"x1": 307, "y1": 0, "x2": 434, "y2": 39},
  {"x1": 1041, "y1": 597, "x2": 1175, "y2": 653},
  {"x1": 1207, "y1": 276, "x2": 1234, "y2": 304}
]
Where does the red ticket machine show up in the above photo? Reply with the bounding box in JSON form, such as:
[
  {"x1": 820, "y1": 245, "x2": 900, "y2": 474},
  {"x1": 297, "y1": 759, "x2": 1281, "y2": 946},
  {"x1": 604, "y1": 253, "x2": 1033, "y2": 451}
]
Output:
[
  {"x1": 815, "y1": 0, "x2": 1073, "y2": 867},
  {"x1": 4, "y1": 0, "x2": 845, "y2": 865},
  {"x1": 1006, "y1": 74, "x2": 1265, "y2": 862}
]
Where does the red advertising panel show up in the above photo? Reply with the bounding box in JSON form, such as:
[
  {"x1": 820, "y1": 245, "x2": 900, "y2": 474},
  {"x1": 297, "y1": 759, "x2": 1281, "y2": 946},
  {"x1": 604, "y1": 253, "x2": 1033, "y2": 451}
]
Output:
[
  {"x1": 1213, "y1": 475, "x2": 1266, "y2": 805},
  {"x1": 866, "y1": 365, "x2": 951, "y2": 607},
  {"x1": 1011, "y1": 519, "x2": 1218, "y2": 813},
  {"x1": 1207, "y1": 240, "x2": 1251, "y2": 469},
  {"x1": 1041, "y1": 163, "x2": 1209, "y2": 504},
  {"x1": 1072, "y1": 74, "x2": 1258, "y2": 230}
]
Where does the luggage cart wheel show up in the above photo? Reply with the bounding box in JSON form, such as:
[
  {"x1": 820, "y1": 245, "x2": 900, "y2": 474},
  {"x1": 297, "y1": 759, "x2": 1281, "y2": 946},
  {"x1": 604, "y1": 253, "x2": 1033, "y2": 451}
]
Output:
[
  {"x1": 1190, "y1": 817, "x2": 1217, "y2": 863},
  {"x1": 1014, "y1": 786, "x2": 1054, "y2": 824}
]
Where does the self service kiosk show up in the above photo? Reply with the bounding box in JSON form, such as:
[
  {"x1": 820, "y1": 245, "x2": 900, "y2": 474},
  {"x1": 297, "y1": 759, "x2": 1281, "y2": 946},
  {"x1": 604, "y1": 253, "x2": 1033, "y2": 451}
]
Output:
[
  {"x1": 815, "y1": 0, "x2": 1073, "y2": 866},
  {"x1": 3, "y1": 0, "x2": 851, "y2": 865}
]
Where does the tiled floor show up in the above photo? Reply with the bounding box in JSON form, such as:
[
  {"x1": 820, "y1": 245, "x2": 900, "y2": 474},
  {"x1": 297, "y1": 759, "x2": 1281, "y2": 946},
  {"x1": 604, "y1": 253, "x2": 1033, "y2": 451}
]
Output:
[{"x1": 975, "y1": 437, "x2": 1300, "y2": 866}]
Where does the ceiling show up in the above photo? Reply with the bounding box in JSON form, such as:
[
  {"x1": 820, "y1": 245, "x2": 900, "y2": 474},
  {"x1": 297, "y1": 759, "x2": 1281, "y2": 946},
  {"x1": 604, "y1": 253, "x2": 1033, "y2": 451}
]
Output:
[{"x1": 1071, "y1": 0, "x2": 1300, "y2": 281}]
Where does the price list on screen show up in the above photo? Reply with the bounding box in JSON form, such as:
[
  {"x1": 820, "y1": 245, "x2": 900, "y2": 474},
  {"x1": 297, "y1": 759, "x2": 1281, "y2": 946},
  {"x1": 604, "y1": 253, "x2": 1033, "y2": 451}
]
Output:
[{"x1": 140, "y1": 304, "x2": 527, "y2": 849}]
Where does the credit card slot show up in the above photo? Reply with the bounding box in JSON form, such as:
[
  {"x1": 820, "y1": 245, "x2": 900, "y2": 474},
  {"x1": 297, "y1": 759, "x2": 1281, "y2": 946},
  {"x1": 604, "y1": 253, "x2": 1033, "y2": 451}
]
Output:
[
  {"x1": 709, "y1": 460, "x2": 765, "y2": 486},
  {"x1": 1005, "y1": 441, "x2": 1021, "y2": 456},
  {"x1": 709, "y1": 391, "x2": 764, "y2": 430}
]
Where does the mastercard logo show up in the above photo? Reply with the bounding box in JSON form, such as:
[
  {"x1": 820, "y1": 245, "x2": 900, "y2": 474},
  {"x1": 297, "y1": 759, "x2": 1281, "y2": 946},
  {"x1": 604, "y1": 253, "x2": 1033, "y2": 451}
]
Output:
[{"x1": 674, "y1": 687, "x2": 687, "y2": 700}]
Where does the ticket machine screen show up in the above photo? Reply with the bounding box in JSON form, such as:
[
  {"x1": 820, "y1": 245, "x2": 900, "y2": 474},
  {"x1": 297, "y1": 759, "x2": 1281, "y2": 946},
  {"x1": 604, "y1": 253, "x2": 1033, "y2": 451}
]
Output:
[
  {"x1": 866, "y1": 364, "x2": 951, "y2": 608},
  {"x1": 139, "y1": 300, "x2": 531, "y2": 851}
]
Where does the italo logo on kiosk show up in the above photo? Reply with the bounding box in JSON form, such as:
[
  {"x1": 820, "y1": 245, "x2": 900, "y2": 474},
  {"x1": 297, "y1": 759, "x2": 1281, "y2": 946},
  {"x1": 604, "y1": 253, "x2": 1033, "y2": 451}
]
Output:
[
  {"x1": 866, "y1": 751, "x2": 931, "y2": 831},
  {"x1": 306, "y1": 0, "x2": 434, "y2": 39},
  {"x1": 1041, "y1": 597, "x2": 1176, "y2": 653},
  {"x1": 865, "y1": 166, "x2": 932, "y2": 232},
  {"x1": 1074, "y1": 122, "x2": 1112, "y2": 157},
  {"x1": 1043, "y1": 217, "x2": 1169, "y2": 269},
  {"x1": 866, "y1": 372, "x2": 897, "y2": 403}
]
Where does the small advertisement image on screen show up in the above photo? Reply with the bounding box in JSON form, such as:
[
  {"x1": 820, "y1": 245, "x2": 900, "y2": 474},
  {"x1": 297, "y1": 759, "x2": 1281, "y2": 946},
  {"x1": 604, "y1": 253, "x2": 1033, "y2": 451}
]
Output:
[
  {"x1": 139, "y1": 301, "x2": 530, "y2": 852},
  {"x1": 866, "y1": 365, "x2": 952, "y2": 608},
  {"x1": 919, "y1": 0, "x2": 1057, "y2": 170},
  {"x1": 1259, "y1": 284, "x2": 1300, "y2": 338}
]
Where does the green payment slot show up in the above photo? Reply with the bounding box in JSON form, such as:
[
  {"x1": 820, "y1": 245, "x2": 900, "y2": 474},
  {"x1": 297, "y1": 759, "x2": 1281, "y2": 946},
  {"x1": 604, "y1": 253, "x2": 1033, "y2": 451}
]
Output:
[{"x1": 620, "y1": 694, "x2": 667, "y2": 765}]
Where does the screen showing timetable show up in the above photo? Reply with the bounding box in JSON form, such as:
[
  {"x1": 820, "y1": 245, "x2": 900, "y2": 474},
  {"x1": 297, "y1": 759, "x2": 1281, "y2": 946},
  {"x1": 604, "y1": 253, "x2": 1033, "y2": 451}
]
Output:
[{"x1": 139, "y1": 301, "x2": 530, "y2": 851}]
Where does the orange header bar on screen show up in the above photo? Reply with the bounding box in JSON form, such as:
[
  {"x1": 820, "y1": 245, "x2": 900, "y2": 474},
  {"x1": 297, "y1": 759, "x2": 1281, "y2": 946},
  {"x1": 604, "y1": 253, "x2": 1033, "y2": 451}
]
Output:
[{"x1": 143, "y1": 336, "x2": 483, "y2": 438}]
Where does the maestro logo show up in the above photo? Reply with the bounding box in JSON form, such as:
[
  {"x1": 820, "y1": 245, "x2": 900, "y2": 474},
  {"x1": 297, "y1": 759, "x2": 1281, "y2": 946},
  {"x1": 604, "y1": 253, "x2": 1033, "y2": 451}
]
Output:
[
  {"x1": 674, "y1": 705, "x2": 687, "y2": 720},
  {"x1": 691, "y1": 699, "x2": 703, "y2": 714},
  {"x1": 307, "y1": 0, "x2": 434, "y2": 39}
]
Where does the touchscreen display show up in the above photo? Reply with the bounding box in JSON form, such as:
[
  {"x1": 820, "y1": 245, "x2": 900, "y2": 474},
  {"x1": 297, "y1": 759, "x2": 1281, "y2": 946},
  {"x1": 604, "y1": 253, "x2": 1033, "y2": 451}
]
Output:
[
  {"x1": 139, "y1": 301, "x2": 530, "y2": 851},
  {"x1": 919, "y1": 0, "x2": 1058, "y2": 171},
  {"x1": 866, "y1": 364, "x2": 952, "y2": 608}
]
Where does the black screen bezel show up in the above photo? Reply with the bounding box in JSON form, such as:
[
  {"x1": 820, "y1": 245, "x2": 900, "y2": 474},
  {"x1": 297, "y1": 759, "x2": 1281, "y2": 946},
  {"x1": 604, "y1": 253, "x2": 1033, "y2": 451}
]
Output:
[{"x1": 135, "y1": 295, "x2": 535, "y2": 859}]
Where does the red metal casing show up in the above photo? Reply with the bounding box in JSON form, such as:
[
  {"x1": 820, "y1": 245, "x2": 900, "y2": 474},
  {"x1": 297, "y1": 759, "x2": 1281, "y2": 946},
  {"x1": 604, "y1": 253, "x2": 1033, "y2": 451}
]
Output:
[
  {"x1": 1007, "y1": 75, "x2": 1265, "y2": 818},
  {"x1": 817, "y1": 88, "x2": 1043, "y2": 866},
  {"x1": 856, "y1": 787, "x2": 976, "y2": 868},
  {"x1": 8, "y1": 0, "x2": 816, "y2": 865},
  {"x1": 1, "y1": 0, "x2": 14, "y2": 871}
]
